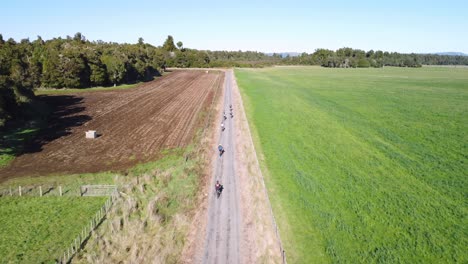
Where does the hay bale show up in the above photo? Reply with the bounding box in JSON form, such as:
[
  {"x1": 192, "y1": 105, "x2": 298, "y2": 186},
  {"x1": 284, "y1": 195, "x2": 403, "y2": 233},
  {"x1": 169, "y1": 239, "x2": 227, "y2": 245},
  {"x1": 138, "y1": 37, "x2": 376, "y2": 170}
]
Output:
[{"x1": 86, "y1": 130, "x2": 97, "y2": 139}]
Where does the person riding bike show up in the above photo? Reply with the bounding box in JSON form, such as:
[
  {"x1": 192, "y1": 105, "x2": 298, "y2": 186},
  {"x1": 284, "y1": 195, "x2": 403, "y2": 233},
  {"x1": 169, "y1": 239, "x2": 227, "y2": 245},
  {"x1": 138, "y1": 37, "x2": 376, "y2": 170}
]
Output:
[
  {"x1": 215, "y1": 180, "x2": 224, "y2": 197},
  {"x1": 218, "y1": 144, "x2": 224, "y2": 156}
]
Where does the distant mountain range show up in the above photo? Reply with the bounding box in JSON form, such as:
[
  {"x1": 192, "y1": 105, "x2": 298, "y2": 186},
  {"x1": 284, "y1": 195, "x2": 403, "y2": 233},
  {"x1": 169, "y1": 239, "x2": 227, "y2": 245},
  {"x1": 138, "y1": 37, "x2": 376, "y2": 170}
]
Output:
[
  {"x1": 434, "y1": 52, "x2": 468, "y2": 56},
  {"x1": 265, "y1": 52, "x2": 301, "y2": 58}
]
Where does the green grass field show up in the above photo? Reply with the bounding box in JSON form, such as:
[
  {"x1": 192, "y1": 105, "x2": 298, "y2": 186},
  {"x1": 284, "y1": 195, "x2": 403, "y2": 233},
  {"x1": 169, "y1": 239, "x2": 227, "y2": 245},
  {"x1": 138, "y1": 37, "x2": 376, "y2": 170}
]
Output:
[
  {"x1": 0, "y1": 126, "x2": 41, "y2": 168},
  {"x1": 0, "y1": 196, "x2": 106, "y2": 263},
  {"x1": 236, "y1": 66, "x2": 467, "y2": 263}
]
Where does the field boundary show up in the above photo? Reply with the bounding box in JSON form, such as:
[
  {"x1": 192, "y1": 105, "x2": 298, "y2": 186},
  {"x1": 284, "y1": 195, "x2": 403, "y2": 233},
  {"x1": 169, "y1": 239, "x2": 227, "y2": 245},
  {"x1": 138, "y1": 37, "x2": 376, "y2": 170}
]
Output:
[
  {"x1": 57, "y1": 190, "x2": 119, "y2": 264},
  {"x1": 0, "y1": 185, "x2": 68, "y2": 197},
  {"x1": 233, "y1": 71, "x2": 287, "y2": 263},
  {"x1": 199, "y1": 70, "x2": 224, "y2": 140},
  {"x1": 80, "y1": 185, "x2": 117, "y2": 196},
  {"x1": 0, "y1": 184, "x2": 117, "y2": 197}
]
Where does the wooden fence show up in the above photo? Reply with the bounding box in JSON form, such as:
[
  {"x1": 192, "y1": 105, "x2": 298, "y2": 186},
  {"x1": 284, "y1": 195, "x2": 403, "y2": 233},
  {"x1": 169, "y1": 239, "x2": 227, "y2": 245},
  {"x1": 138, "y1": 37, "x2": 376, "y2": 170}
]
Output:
[
  {"x1": 0, "y1": 184, "x2": 118, "y2": 198},
  {"x1": 0, "y1": 185, "x2": 66, "y2": 197}
]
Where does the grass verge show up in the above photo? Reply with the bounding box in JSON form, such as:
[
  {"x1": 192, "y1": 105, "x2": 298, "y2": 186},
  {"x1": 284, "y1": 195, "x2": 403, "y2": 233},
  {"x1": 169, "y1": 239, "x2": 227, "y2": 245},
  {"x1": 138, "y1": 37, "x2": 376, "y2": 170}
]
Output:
[
  {"x1": 34, "y1": 83, "x2": 140, "y2": 95},
  {"x1": 75, "y1": 147, "x2": 203, "y2": 263}
]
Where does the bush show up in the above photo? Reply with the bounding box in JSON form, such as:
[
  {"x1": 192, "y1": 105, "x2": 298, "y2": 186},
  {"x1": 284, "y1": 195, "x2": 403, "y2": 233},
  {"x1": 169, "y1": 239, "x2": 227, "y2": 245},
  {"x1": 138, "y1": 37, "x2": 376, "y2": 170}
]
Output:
[{"x1": 357, "y1": 58, "x2": 370, "y2": 68}]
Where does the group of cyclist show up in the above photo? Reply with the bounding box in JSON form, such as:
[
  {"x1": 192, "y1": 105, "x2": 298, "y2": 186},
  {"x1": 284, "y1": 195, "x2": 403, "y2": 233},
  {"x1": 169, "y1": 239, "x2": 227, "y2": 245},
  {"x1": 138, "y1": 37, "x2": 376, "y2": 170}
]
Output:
[{"x1": 216, "y1": 104, "x2": 234, "y2": 198}]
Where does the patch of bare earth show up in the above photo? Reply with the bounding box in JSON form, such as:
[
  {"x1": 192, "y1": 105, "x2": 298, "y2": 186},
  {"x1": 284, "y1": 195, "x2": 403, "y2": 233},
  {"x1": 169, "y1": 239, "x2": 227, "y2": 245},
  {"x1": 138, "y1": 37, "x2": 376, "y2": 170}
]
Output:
[{"x1": 0, "y1": 70, "x2": 222, "y2": 181}]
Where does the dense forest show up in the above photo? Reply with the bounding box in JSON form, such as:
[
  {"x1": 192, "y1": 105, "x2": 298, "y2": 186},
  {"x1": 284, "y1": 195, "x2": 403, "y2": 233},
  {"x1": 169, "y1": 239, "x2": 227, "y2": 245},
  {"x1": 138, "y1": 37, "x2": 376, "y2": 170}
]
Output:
[{"x1": 1, "y1": 32, "x2": 467, "y2": 128}]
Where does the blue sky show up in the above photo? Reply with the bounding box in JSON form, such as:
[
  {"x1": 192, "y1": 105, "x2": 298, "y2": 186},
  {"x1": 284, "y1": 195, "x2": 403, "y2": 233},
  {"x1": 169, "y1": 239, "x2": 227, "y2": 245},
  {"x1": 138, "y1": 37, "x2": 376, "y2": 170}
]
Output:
[{"x1": 2, "y1": 0, "x2": 467, "y2": 53}]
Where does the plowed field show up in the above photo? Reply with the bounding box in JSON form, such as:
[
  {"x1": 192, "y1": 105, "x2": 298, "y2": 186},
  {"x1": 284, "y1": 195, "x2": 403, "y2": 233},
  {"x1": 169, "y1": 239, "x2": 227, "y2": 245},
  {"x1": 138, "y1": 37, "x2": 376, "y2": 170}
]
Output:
[{"x1": 0, "y1": 70, "x2": 223, "y2": 181}]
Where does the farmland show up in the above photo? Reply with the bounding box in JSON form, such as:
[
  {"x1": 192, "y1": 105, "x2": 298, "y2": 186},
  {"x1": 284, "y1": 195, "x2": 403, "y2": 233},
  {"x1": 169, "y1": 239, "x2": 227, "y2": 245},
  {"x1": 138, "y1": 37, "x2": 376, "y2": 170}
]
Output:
[
  {"x1": 0, "y1": 69, "x2": 223, "y2": 262},
  {"x1": 236, "y1": 66, "x2": 467, "y2": 263},
  {"x1": 0, "y1": 196, "x2": 106, "y2": 263},
  {"x1": 0, "y1": 70, "x2": 223, "y2": 181}
]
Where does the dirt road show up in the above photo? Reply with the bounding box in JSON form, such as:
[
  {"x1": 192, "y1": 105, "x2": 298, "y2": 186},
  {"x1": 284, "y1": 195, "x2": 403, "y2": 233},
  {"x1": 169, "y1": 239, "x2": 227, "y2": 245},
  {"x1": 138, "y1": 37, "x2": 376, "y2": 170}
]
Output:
[
  {"x1": 202, "y1": 70, "x2": 242, "y2": 263},
  {"x1": 198, "y1": 70, "x2": 283, "y2": 264}
]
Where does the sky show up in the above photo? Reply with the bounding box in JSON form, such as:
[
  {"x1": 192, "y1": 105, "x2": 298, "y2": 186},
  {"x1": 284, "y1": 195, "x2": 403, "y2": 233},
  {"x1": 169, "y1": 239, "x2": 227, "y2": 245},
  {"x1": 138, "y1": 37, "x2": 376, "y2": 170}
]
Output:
[{"x1": 1, "y1": 0, "x2": 467, "y2": 54}]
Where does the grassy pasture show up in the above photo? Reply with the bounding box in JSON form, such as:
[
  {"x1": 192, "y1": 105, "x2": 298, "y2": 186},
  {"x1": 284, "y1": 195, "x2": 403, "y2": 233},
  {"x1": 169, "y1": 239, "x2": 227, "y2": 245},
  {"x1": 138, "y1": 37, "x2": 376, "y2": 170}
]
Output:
[
  {"x1": 0, "y1": 196, "x2": 106, "y2": 263},
  {"x1": 236, "y1": 66, "x2": 467, "y2": 263},
  {"x1": 0, "y1": 126, "x2": 40, "y2": 168},
  {"x1": 34, "y1": 83, "x2": 140, "y2": 95}
]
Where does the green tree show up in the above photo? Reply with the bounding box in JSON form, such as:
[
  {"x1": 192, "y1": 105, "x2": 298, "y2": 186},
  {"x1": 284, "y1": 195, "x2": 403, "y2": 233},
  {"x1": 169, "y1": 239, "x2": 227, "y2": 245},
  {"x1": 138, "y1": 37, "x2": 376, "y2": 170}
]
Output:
[
  {"x1": 86, "y1": 50, "x2": 108, "y2": 86},
  {"x1": 60, "y1": 51, "x2": 90, "y2": 88},
  {"x1": 162, "y1": 35, "x2": 176, "y2": 52},
  {"x1": 357, "y1": 58, "x2": 370, "y2": 68},
  {"x1": 73, "y1": 32, "x2": 85, "y2": 43},
  {"x1": 41, "y1": 49, "x2": 64, "y2": 88},
  {"x1": 101, "y1": 53, "x2": 127, "y2": 86}
]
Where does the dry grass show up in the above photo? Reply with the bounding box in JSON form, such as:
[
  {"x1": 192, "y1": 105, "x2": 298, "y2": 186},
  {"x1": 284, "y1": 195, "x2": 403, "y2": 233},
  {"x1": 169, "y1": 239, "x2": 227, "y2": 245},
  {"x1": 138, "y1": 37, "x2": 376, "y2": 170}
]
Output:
[{"x1": 73, "y1": 148, "x2": 206, "y2": 263}]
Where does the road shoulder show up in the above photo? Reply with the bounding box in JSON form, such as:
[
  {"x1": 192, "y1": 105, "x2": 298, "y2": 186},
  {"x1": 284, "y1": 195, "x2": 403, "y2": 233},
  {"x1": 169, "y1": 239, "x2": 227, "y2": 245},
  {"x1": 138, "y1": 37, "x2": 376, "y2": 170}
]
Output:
[{"x1": 231, "y1": 70, "x2": 282, "y2": 263}]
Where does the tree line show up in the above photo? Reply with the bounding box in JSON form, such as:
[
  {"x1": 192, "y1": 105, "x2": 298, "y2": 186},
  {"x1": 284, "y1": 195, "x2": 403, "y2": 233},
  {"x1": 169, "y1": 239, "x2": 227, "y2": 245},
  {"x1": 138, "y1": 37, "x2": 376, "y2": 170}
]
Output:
[
  {"x1": 0, "y1": 33, "x2": 280, "y2": 127},
  {"x1": 282, "y1": 48, "x2": 468, "y2": 68},
  {"x1": 1, "y1": 32, "x2": 467, "y2": 128}
]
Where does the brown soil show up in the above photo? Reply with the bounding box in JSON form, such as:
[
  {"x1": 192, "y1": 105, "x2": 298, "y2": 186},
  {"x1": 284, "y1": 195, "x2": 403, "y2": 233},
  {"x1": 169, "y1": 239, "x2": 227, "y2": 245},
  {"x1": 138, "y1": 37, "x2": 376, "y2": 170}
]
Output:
[{"x1": 0, "y1": 70, "x2": 223, "y2": 181}]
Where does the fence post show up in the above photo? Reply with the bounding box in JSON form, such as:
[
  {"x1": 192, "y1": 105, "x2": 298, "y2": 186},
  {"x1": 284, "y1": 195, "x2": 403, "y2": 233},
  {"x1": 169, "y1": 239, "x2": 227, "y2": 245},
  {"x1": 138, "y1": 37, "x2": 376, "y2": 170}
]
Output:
[
  {"x1": 19, "y1": 186, "x2": 22, "y2": 196},
  {"x1": 39, "y1": 186, "x2": 43, "y2": 197},
  {"x1": 9, "y1": 187, "x2": 12, "y2": 196},
  {"x1": 59, "y1": 186, "x2": 62, "y2": 196}
]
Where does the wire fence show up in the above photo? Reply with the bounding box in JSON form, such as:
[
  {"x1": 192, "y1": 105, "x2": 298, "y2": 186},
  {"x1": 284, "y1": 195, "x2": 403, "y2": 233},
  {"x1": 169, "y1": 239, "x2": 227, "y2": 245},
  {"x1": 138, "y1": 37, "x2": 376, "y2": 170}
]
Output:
[
  {"x1": 0, "y1": 184, "x2": 118, "y2": 263},
  {"x1": 0, "y1": 184, "x2": 118, "y2": 197},
  {"x1": 0, "y1": 185, "x2": 68, "y2": 197},
  {"x1": 57, "y1": 188, "x2": 118, "y2": 264}
]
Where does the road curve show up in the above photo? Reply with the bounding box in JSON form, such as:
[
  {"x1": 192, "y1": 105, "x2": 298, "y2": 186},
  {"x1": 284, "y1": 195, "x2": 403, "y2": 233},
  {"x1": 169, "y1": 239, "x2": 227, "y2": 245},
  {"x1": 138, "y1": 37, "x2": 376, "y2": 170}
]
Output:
[{"x1": 202, "y1": 70, "x2": 242, "y2": 264}]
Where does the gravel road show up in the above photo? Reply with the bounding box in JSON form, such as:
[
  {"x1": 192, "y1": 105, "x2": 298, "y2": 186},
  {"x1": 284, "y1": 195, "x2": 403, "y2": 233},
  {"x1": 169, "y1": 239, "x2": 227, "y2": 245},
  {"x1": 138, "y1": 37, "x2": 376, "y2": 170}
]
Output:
[{"x1": 202, "y1": 70, "x2": 242, "y2": 264}]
